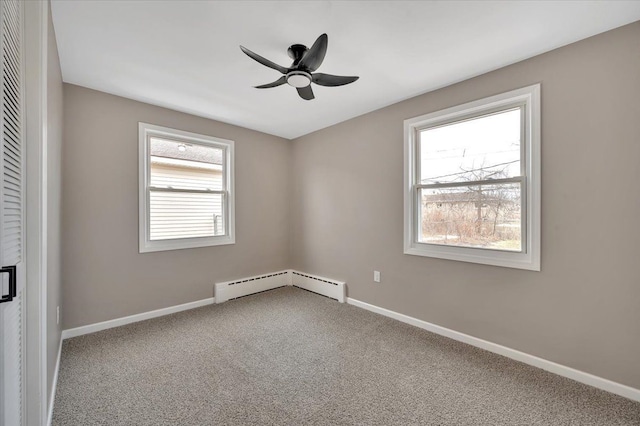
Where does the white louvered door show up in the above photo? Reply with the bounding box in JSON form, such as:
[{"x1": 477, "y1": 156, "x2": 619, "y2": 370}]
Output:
[{"x1": 0, "y1": 0, "x2": 25, "y2": 425}]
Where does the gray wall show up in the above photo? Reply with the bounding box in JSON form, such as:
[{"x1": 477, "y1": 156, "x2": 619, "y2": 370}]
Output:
[
  {"x1": 291, "y1": 22, "x2": 640, "y2": 389},
  {"x1": 61, "y1": 85, "x2": 291, "y2": 328},
  {"x1": 47, "y1": 4, "x2": 63, "y2": 406}
]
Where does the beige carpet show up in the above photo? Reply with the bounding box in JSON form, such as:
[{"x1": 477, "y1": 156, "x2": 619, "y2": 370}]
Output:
[{"x1": 52, "y1": 287, "x2": 640, "y2": 425}]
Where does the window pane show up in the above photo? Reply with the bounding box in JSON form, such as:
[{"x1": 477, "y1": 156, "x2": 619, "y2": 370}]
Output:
[
  {"x1": 150, "y1": 191, "x2": 225, "y2": 240},
  {"x1": 419, "y1": 183, "x2": 522, "y2": 251},
  {"x1": 149, "y1": 137, "x2": 223, "y2": 191},
  {"x1": 420, "y1": 108, "x2": 521, "y2": 184}
]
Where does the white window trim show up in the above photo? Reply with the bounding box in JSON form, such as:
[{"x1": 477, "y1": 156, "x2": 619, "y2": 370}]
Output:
[
  {"x1": 403, "y1": 84, "x2": 541, "y2": 271},
  {"x1": 138, "y1": 123, "x2": 235, "y2": 253}
]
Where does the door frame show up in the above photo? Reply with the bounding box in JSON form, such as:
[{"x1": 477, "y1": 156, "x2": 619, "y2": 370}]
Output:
[{"x1": 24, "y1": 0, "x2": 49, "y2": 425}]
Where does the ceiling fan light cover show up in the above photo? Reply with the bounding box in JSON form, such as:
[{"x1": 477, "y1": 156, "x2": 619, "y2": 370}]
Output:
[{"x1": 286, "y1": 71, "x2": 312, "y2": 88}]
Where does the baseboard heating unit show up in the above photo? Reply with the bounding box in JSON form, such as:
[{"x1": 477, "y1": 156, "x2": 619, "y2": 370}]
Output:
[
  {"x1": 291, "y1": 271, "x2": 346, "y2": 303},
  {"x1": 215, "y1": 270, "x2": 346, "y2": 303}
]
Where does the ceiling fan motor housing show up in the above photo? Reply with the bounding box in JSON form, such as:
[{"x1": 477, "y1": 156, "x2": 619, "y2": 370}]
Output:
[{"x1": 288, "y1": 44, "x2": 309, "y2": 63}]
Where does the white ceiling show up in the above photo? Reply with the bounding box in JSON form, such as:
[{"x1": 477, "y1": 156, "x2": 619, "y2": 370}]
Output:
[{"x1": 51, "y1": 1, "x2": 640, "y2": 140}]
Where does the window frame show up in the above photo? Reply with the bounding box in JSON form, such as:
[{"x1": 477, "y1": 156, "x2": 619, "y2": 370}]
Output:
[
  {"x1": 403, "y1": 84, "x2": 540, "y2": 271},
  {"x1": 138, "y1": 122, "x2": 235, "y2": 253}
]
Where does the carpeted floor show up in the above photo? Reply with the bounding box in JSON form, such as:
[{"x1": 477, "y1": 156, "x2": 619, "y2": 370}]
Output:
[{"x1": 52, "y1": 287, "x2": 640, "y2": 425}]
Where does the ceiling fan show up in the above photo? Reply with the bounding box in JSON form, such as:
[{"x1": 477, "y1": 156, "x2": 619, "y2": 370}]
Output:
[{"x1": 240, "y1": 33, "x2": 359, "y2": 101}]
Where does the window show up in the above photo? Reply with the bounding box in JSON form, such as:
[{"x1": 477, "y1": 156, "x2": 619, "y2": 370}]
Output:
[
  {"x1": 404, "y1": 85, "x2": 540, "y2": 270},
  {"x1": 139, "y1": 123, "x2": 235, "y2": 252}
]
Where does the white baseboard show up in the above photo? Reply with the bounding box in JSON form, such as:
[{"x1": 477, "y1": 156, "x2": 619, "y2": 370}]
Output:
[
  {"x1": 47, "y1": 336, "x2": 63, "y2": 426},
  {"x1": 347, "y1": 297, "x2": 640, "y2": 403},
  {"x1": 61, "y1": 297, "x2": 215, "y2": 340}
]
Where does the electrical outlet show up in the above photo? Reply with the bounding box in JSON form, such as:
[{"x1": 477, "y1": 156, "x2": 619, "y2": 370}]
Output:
[
  {"x1": 374, "y1": 271, "x2": 381, "y2": 282},
  {"x1": 57, "y1": 306, "x2": 60, "y2": 325}
]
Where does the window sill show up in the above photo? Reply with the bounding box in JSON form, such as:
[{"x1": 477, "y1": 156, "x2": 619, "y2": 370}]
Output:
[
  {"x1": 404, "y1": 243, "x2": 540, "y2": 271},
  {"x1": 139, "y1": 235, "x2": 235, "y2": 253}
]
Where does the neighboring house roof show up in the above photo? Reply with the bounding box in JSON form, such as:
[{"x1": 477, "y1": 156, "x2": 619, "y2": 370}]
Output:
[{"x1": 150, "y1": 137, "x2": 223, "y2": 165}]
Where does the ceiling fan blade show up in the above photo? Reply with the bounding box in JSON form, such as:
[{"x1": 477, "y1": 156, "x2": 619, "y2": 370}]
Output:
[
  {"x1": 298, "y1": 33, "x2": 328, "y2": 72},
  {"x1": 240, "y1": 46, "x2": 288, "y2": 74},
  {"x1": 297, "y1": 85, "x2": 315, "y2": 100},
  {"x1": 312, "y1": 73, "x2": 359, "y2": 87},
  {"x1": 254, "y1": 76, "x2": 287, "y2": 89}
]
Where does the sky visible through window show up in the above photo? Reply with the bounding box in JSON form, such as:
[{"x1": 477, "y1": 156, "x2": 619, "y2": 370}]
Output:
[{"x1": 420, "y1": 108, "x2": 521, "y2": 184}]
